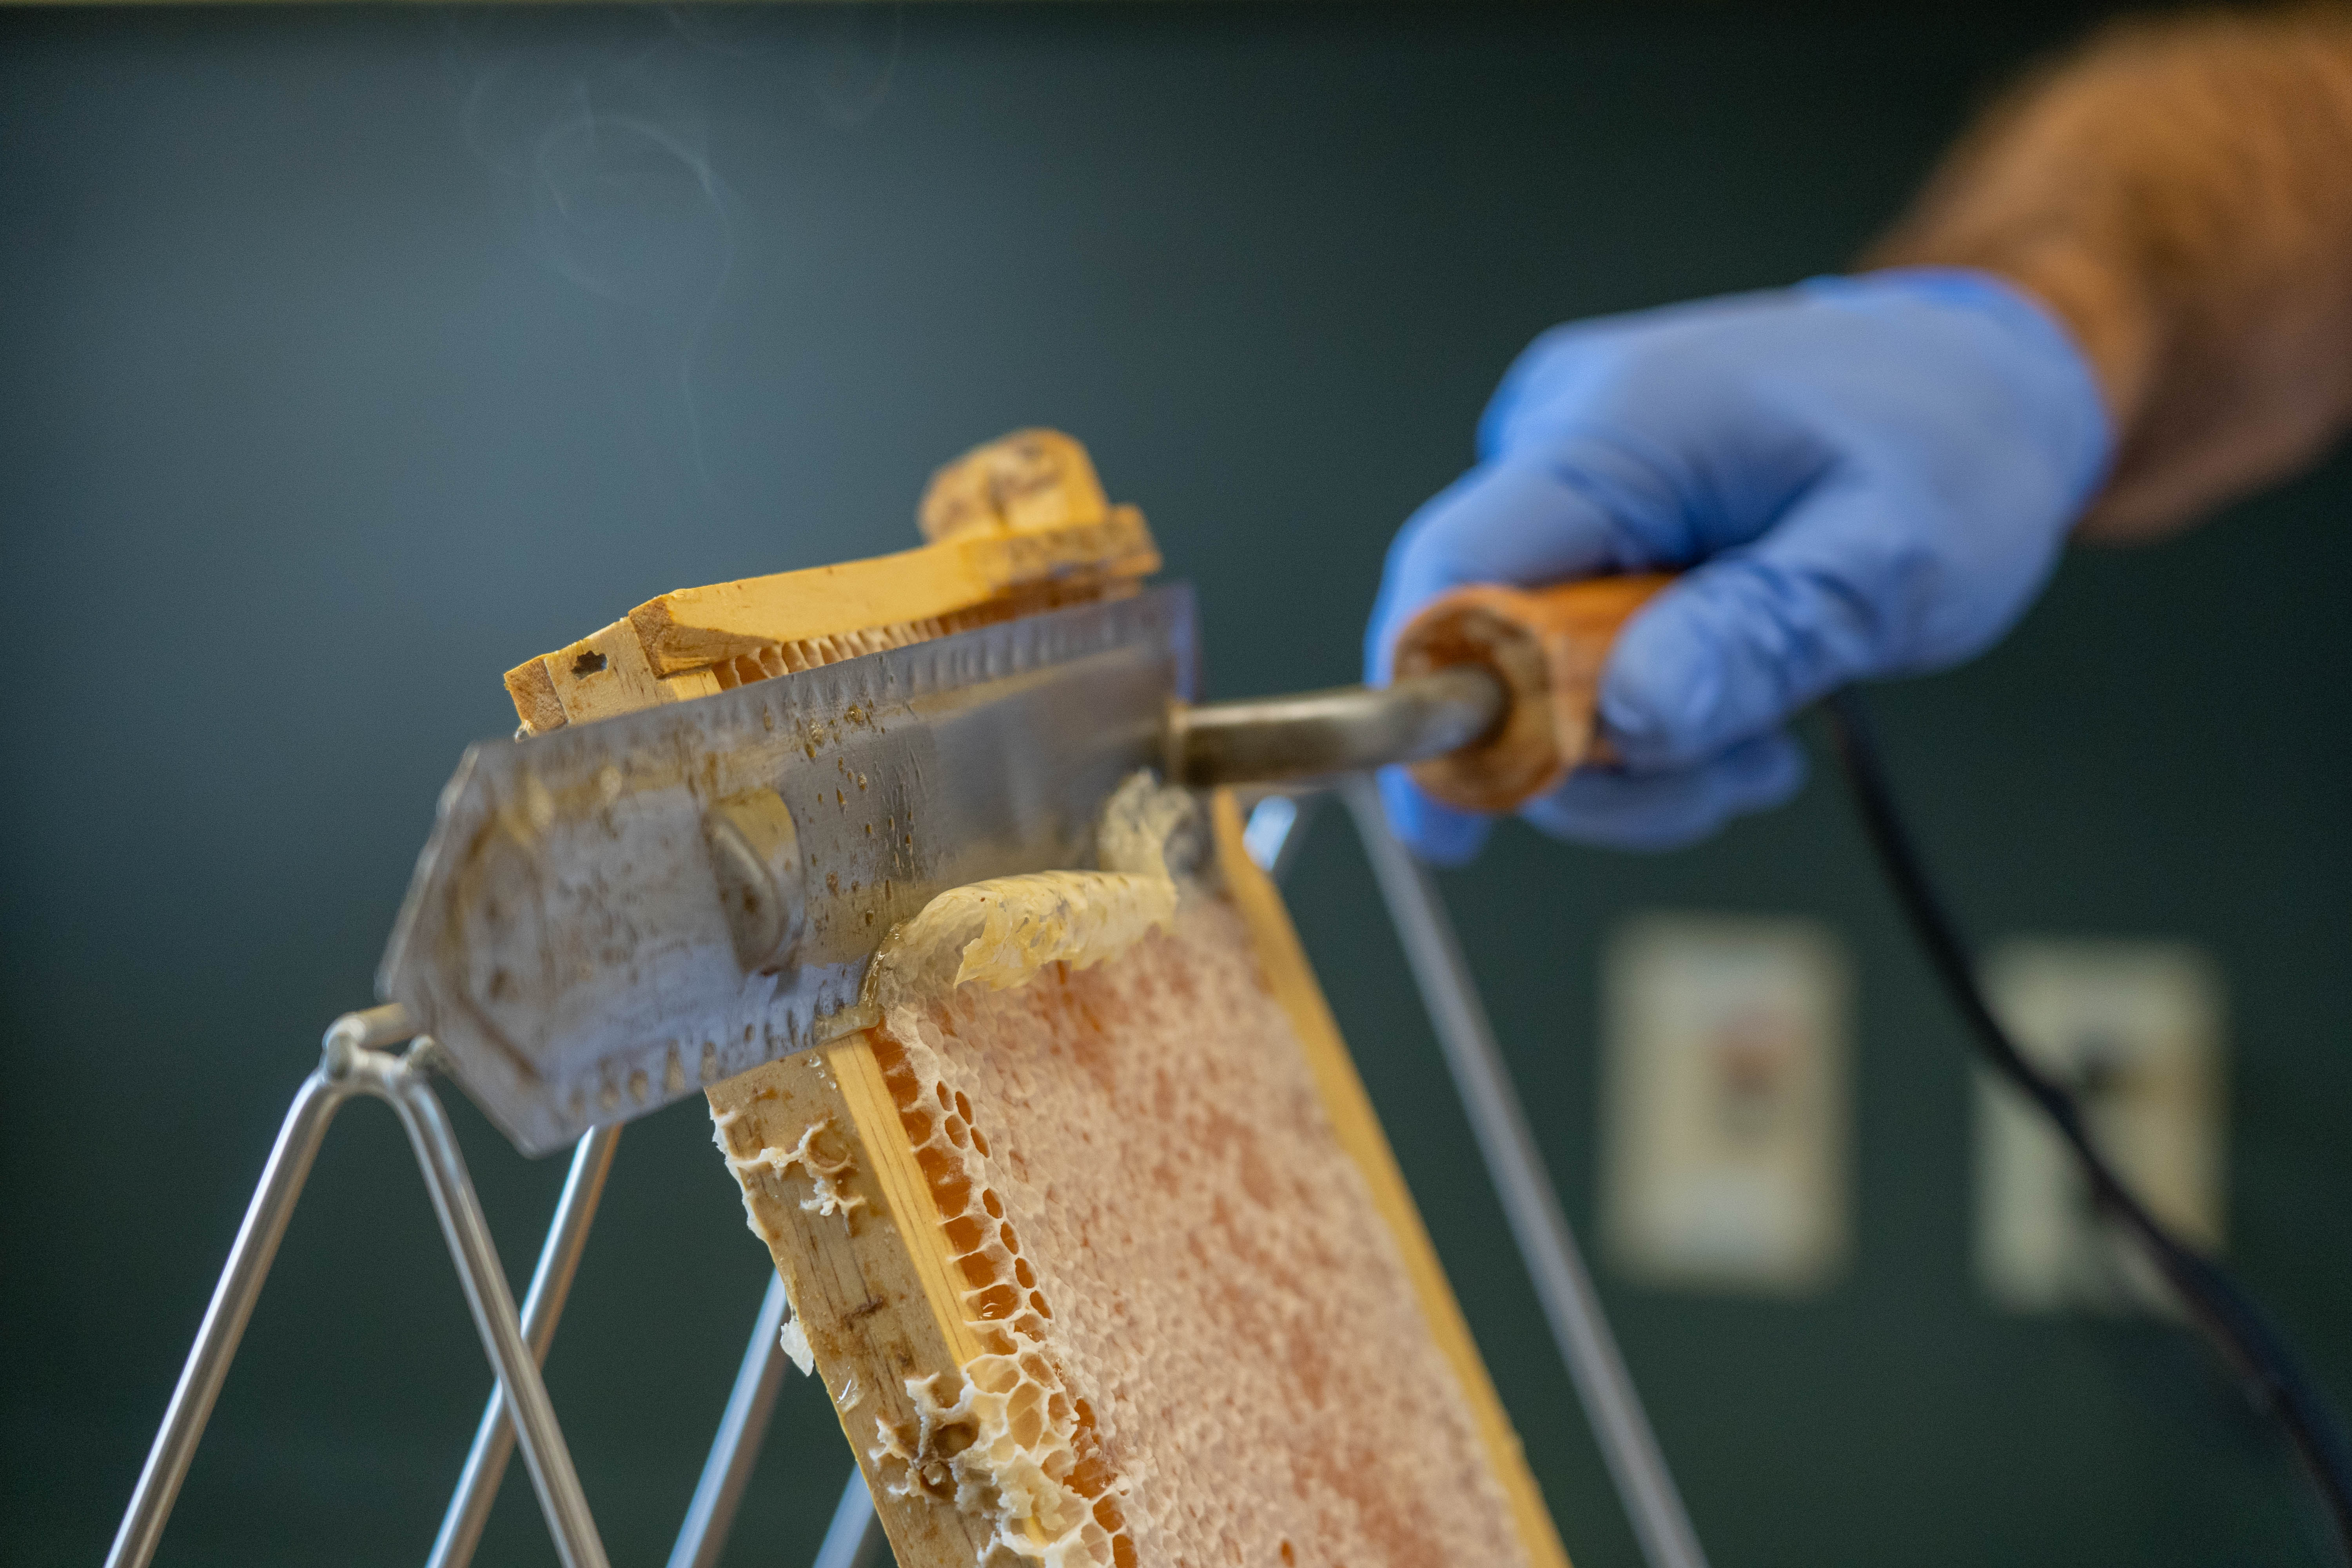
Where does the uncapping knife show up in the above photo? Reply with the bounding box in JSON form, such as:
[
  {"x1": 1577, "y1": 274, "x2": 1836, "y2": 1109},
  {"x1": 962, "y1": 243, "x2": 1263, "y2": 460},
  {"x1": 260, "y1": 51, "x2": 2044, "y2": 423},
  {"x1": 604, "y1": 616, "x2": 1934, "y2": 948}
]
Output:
[{"x1": 379, "y1": 574, "x2": 1665, "y2": 1155}]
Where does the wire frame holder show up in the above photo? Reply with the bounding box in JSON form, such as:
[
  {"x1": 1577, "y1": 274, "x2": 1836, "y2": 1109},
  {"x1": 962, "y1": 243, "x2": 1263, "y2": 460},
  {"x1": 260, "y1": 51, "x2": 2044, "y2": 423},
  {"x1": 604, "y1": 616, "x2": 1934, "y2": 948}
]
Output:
[
  {"x1": 666, "y1": 1272, "x2": 794, "y2": 1568},
  {"x1": 426, "y1": 1120, "x2": 622, "y2": 1568},
  {"x1": 102, "y1": 1004, "x2": 611, "y2": 1568},
  {"x1": 1340, "y1": 777, "x2": 1708, "y2": 1568}
]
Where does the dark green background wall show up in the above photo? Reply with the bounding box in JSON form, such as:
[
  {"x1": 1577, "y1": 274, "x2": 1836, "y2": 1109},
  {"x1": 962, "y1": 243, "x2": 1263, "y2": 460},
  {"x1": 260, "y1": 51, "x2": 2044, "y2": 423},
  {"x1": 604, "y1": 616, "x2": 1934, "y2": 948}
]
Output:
[{"x1": 4, "y1": 4, "x2": 2346, "y2": 1564}]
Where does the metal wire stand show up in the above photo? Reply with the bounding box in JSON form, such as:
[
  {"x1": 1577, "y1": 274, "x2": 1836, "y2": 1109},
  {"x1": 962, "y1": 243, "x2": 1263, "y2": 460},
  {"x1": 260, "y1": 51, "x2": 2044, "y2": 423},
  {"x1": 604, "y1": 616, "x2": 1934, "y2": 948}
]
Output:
[
  {"x1": 107, "y1": 785, "x2": 1700, "y2": 1568},
  {"x1": 103, "y1": 1007, "x2": 608, "y2": 1568},
  {"x1": 1339, "y1": 777, "x2": 1709, "y2": 1568}
]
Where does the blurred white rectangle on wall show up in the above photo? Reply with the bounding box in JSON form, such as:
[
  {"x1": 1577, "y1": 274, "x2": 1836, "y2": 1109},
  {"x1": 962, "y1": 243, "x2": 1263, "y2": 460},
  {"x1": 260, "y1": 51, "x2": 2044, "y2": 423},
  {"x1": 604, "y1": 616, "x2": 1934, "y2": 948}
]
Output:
[
  {"x1": 1602, "y1": 915, "x2": 1851, "y2": 1295},
  {"x1": 1976, "y1": 939, "x2": 2226, "y2": 1315}
]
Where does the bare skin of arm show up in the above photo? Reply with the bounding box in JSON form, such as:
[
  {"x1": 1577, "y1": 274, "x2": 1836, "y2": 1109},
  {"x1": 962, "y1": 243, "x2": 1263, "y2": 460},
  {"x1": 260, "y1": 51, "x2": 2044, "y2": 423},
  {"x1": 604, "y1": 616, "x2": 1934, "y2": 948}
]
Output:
[{"x1": 1868, "y1": 6, "x2": 2352, "y2": 539}]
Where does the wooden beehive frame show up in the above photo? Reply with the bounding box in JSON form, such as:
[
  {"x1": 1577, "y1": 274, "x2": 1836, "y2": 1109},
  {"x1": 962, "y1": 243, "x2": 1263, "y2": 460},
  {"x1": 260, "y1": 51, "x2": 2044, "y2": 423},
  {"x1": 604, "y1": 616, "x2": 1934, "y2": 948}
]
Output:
[
  {"x1": 508, "y1": 431, "x2": 1569, "y2": 1568},
  {"x1": 503, "y1": 430, "x2": 1160, "y2": 735}
]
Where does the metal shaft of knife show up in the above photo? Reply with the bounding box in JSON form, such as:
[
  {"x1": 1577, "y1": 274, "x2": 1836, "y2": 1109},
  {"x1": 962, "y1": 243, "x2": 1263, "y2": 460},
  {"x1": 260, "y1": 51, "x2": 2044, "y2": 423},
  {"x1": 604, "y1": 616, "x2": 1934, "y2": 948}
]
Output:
[{"x1": 1170, "y1": 665, "x2": 1508, "y2": 788}]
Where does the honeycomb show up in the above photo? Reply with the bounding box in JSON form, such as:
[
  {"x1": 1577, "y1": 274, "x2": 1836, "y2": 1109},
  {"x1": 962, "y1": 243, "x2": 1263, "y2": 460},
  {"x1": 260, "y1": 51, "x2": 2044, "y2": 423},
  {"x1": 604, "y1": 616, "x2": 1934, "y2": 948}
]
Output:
[
  {"x1": 698, "y1": 579, "x2": 1117, "y2": 694},
  {"x1": 856, "y1": 887, "x2": 1531, "y2": 1564}
]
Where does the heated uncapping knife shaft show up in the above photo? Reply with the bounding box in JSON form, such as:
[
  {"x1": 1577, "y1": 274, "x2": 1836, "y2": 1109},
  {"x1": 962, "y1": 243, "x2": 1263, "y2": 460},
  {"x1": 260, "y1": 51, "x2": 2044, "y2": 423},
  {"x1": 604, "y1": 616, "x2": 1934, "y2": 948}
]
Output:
[{"x1": 1172, "y1": 572, "x2": 1670, "y2": 805}]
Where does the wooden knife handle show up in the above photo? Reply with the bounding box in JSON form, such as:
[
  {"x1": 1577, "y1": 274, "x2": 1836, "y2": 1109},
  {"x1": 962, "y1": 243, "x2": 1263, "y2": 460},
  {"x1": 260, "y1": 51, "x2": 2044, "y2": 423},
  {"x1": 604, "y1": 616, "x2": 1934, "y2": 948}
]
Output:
[{"x1": 1392, "y1": 573, "x2": 1674, "y2": 813}]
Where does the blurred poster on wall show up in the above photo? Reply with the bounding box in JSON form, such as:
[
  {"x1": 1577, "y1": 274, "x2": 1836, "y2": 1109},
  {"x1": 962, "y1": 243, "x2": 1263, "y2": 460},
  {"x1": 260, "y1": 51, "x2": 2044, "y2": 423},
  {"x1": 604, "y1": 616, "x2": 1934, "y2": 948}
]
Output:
[
  {"x1": 1976, "y1": 939, "x2": 2227, "y2": 1315},
  {"x1": 1602, "y1": 915, "x2": 1852, "y2": 1295}
]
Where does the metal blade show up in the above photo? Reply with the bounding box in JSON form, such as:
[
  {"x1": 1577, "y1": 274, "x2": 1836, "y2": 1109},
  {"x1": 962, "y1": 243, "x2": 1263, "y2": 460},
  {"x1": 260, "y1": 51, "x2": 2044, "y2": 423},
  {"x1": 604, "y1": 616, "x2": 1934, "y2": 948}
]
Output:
[{"x1": 379, "y1": 586, "x2": 1196, "y2": 1155}]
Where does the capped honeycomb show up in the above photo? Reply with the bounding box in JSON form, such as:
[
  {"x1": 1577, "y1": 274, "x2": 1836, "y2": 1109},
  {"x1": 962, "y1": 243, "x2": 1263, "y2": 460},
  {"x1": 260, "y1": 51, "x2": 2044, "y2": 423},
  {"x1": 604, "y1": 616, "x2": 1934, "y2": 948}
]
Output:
[{"x1": 710, "y1": 789, "x2": 1560, "y2": 1568}]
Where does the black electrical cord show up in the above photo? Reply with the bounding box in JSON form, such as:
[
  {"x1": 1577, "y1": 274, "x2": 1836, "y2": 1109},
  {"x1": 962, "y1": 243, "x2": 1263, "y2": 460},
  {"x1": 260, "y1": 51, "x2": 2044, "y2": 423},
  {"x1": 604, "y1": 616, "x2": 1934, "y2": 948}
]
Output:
[{"x1": 1822, "y1": 687, "x2": 2352, "y2": 1563}]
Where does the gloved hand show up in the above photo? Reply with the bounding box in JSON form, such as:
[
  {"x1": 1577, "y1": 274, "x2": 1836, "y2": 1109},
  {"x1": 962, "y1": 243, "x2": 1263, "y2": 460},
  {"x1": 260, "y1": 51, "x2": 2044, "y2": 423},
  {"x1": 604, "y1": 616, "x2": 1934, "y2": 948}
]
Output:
[{"x1": 1365, "y1": 268, "x2": 2112, "y2": 860}]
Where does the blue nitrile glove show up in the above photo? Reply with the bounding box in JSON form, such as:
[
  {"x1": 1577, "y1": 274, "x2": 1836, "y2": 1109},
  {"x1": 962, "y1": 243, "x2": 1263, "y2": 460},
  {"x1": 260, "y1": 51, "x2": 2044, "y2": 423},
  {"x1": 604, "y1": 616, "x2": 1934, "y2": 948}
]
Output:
[{"x1": 1364, "y1": 268, "x2": 2112, "y2": 860}]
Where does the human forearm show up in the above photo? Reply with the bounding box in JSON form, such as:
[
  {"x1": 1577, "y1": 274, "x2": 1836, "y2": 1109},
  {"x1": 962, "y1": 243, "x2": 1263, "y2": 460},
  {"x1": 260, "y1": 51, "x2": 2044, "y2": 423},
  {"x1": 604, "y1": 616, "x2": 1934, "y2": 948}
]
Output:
[{"x1": 1869, "y1": 7, "x2": 2352, "y2": 538}]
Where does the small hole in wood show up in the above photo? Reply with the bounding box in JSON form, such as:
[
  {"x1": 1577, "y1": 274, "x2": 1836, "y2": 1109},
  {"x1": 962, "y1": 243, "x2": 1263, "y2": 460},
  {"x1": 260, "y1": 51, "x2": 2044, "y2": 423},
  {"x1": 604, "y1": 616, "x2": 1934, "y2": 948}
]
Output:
[{"x1": 570, "y1": 650, "x2": 608, "y2": 677}]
